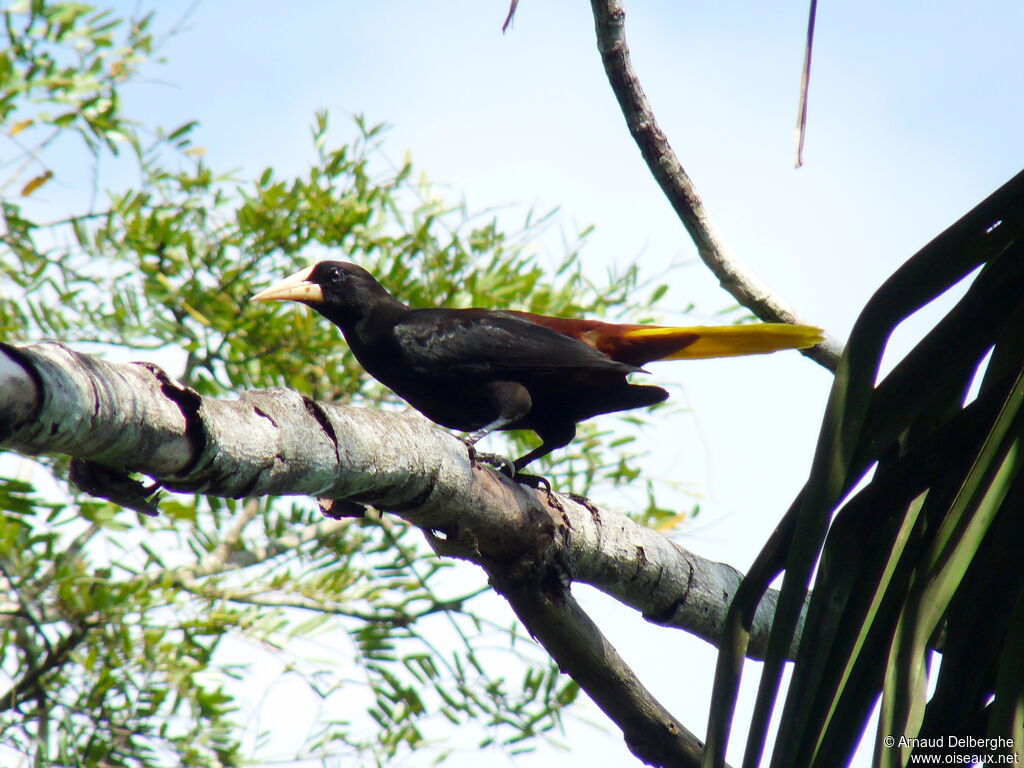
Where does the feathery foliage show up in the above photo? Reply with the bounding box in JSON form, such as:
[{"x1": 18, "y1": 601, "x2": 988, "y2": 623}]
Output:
[{"x1": 0, "y1": 3, "x2": 681, "y2": 766}]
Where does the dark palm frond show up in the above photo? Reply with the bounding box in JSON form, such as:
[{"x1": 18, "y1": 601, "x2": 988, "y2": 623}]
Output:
[{"x1": 705, "y1": 169, "x2": 1024, "y2": 768}]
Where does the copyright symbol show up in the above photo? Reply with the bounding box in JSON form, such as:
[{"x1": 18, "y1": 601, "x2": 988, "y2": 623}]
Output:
[{"x1": 883, "y1": 736, "x2": 895, "y2": 748}]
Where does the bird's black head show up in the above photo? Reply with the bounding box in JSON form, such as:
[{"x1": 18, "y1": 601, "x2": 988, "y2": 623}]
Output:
[{"x1": 252, "y1": 260, "x2": 403, "y2": 330}]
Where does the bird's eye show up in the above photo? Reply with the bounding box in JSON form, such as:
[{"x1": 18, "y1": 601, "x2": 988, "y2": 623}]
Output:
[{"x1": 325, "y1": 265, "x2": 344, "y2": 283}]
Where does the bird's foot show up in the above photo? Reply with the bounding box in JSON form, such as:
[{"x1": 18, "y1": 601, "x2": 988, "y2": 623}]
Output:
[
  {"x1": 512, "y1": 472, "x2": 551, "y2": 494},
  {"x1": 464, "y1": 441, "x2": 516, "y2": 478},
  {"x1": 478, "y1": 452, "x2": 516, "y2": 478},
  {"x1": 463, "y1": 441, "x2": 552, "y2": 492}
]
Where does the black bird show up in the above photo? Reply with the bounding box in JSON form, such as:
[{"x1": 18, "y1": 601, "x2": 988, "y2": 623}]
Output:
[{"x1": 253, "y1": 261, "x2": 822, "y2": 472}]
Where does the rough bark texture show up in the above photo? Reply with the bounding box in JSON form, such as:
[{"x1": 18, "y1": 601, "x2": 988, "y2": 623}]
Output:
[
  {"x1": 0, "y1": 341, "x2": 794, "y2": 651},
  {"x1": 1, "y1": 341, "x2": 803, "y2": 766}
]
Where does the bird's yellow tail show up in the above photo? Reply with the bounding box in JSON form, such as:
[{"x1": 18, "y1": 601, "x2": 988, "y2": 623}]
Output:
[{"x1": 625, "y1": 323, "x2": 824, "y2": 361}]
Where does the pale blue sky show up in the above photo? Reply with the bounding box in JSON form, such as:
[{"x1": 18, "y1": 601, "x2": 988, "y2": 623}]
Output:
[{"x1": 17, "y1": 1, "x2": 1024, "y2": 765}]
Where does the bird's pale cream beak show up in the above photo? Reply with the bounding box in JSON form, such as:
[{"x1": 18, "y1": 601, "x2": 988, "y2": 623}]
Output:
[{"x1": 251, "y1": 266, "x2": 324, "y2": 304}]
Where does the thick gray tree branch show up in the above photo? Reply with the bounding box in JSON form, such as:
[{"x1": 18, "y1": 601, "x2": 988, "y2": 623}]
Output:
[
  {"x1": 589, "y1": 0, "x2": 842, "y2": 371},
  {"x1": 0, "y1": 341, "x2": 796, "y2": 654},
  {"x1": 0, "y1": 341, "x2": 800, "y2": 766}
]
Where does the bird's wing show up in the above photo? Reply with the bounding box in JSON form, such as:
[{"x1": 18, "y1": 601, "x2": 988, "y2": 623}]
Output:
[{"x1": 391, "y1": 309, "x2": 639, "y2": 377}]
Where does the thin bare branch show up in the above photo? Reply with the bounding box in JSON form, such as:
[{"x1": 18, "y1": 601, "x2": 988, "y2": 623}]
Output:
[
  {"x1": 794, "y1": 0, "x2": 819, "y2": 168},
  {"x1": 502, "y1": 0, "x2": 519, "y2": 32},
  {"x1": 197, "y1": 496, "x2": 261, "y2": 573},
  {"x1": 178, "y1": 584, "x2": 483, "y2": 626},
  {"x1": 588, "y1": 0, "x2": 841, "y2": 371}
]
